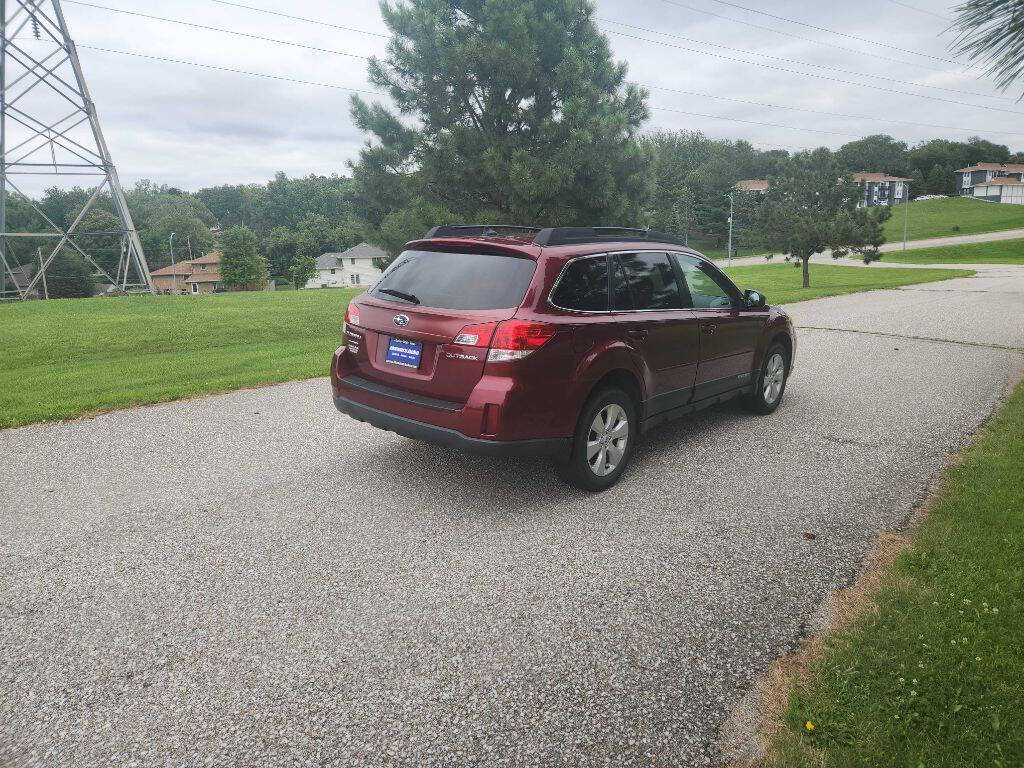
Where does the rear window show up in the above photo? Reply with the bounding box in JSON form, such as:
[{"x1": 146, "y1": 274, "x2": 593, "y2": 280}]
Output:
[{"x1": 370, "y1": 250, "x2": 537, "y2": 310}]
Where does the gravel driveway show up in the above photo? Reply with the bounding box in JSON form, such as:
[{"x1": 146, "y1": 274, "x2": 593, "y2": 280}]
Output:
[{"x1": 2, "y1": 267, "x2": 1023, "y2": 767}]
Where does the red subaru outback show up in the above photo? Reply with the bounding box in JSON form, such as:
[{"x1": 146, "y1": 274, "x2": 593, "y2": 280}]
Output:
[{"x1": 331, "y1": 226, "x2": 794, "y2": 491}]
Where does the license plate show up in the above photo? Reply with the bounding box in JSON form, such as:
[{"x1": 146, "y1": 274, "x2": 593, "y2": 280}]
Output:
[{"x1": 385, "y1": 337, "x2": 422, "y2": 369}]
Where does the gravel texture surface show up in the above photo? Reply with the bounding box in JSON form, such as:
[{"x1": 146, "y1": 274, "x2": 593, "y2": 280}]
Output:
[{"x1": 2, "y1": 266, "x2": 1023, "y2": 767}]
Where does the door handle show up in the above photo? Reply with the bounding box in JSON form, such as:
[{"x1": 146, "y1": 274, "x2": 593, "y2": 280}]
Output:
[
  {"x1": 627, "y1": 328, "x2": 649, "y2": 341},
  {"x1": 701, "y1": 323, "x2": 718, "y2": 335}
]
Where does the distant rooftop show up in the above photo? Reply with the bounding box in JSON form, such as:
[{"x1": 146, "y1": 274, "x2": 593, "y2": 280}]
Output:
[
  {"x1": 735, "y1": 179, "x2": 769, "y2": 192},
  {"x1": 853, "y1": 172, "x2": 911, "y2": 183}
]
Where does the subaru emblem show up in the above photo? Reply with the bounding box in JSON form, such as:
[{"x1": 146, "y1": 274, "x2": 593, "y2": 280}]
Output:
[{"x1": 393, "y1": 314, "x2": 410, "y2": 327}]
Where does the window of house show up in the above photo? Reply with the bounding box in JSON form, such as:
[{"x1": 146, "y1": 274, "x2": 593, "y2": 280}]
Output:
[
  {"x1": 614, "y1": 252, "x2": 684, "y2": 310},
  {"x1": 550, "y1": 255, "x2": 608, "y2": 312},
  {"x1": 191, "y1": 283, "x2": 198, "y2": 294},
  {"x1": 350, "y1": 274, "x2": 361, "y2": 285},
  {"x1": 351, "y1": 258, "x2": 356, "y2": 265},
  {"x1": 201, "y1": 264, "x2": 206, "y2": 270},
  {"x1": 330, "y1": 268, "x2": 336, "y2": 275}
]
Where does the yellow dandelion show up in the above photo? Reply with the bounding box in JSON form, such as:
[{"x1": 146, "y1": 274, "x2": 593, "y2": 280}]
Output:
[{"x1": 805, "y1": 721, "x2": 815, "y2": 732}]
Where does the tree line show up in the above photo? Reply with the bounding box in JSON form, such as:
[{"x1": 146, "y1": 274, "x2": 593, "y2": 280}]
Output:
[{"x1": 5, "y1": 0, "x2": 1020, "y2": 296}]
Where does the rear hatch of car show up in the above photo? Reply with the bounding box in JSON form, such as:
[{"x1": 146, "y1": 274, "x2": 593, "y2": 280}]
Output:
[{"x1": 345, "y1": 248, "x2": 538, "y2": 403}]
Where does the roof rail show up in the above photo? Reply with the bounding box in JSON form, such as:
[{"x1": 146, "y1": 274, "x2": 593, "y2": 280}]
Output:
[
  {"x1": 423, "y1": 224, "x2": 542, "y2": 239},
  {"x1": 532, "y1": 227, "x2": 683, "y2": 247}
]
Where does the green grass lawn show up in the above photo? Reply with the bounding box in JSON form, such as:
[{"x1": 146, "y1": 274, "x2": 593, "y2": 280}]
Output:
[
  {"x1": 884, "y1": 196, "x2": 1024, "y2": 242},
  {"x1": 0, "y1": 265, "x2": 973, "y2": 428},
  {"x1": 883, "y1": 237, "x2": 1024, "y2": 265},
  {"x1": 770, "y1": 377, "x2": 1024, "y2": 767},
  {"x1": 0, "y1": 289, "x2": 359, "y2": 429},
  {"x1": 722, "y1": 263, "x2": 973, "y2": 305}
]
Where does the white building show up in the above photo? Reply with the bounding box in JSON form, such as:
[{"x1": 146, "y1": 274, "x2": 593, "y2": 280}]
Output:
[
  {"x1": 307, "y1": 242, "x2": 386, "y2": 289},
  {"x1": 971, "y1": 176, "x2": 1024, "y2": 205}
]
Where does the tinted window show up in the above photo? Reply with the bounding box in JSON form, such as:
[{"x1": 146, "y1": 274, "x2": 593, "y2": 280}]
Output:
[
  {"x1": 615, "y1": 252, "x2": 684, "y2": 310},
  {"x1": 370, "y1": 250, "x2": 536, "y2": 310},
  {"x1": 676, "y1": 254, "x2": 736, "y2": 309},
  {"x1": 611, "y1": 257, "x2": 633, "y2": 310},
  {"x1": 551, "y1": 256, "x2": 608, "y2": 311}
]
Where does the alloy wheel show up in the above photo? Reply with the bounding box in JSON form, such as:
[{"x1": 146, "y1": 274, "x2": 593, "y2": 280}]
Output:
[
  {"x1": 763, "y1": 352, "x2": 786, "y2": 405},
  {"x1": 586, "y1": 404, "x2": 629, "y2": 477}
]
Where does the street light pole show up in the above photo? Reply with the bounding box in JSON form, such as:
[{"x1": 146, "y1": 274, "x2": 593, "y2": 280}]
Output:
[
  {"x1": 169, "y1": 232, "x2": 176, "y2": 293},
  {"x1": 725, "y1": 192, "x2": 734, "y2": 266},
  {"x1": 903, "y1": 183, "x2": 910, "y2": 251}
]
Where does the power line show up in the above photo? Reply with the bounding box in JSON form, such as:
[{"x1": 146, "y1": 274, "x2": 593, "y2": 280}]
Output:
[
  {"x1": 72, "y1": 45, "x2": 857, "y2": 143},
  {"x1": 656, "y1": 0, "x2": 958, "y2": 73},
  {"x1": 79, "y1": 45, "x2": 384, "y2": 96},
  {"x1": 650, "y1": 106, "x2": 861, "y2": 137},
  {"x1": 606, "y1": 28, "x2": 1024, "y2": 117},
  {"x1": 886, "y1": 0, "x2": 954, "y2": 22},
  {"x1": 600, "y1": 17, "x2": 1010, "y2": 102},
  {"x1": 645, "y1": 83, "x2": 1023, "y2": 136},
  {"x1": 694, "y1": 0, "x2": 962, "y2": 65},
  {"x1": 207, "y1": 0, "x2": 389, "y2": 38},
  {"x1": 65, "y1": 0, "x2": 370, "y2": 60},
  {"x1": 67, "y1": 0, "x2": 1024, "y2": 121}
]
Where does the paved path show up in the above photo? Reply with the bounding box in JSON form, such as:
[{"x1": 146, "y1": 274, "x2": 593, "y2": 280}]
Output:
[
  {"x1": 878, "y1": 226, "x2": 1024, "y2": 252},
  {"x1": 727, "y1": 227, "x2": 1024, "y2": 267},
  {"x1": 2, "y1": 267, "x2": 1023, "y2": 767}
]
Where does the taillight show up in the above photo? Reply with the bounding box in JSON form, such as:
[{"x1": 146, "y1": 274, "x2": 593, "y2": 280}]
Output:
[
  {"x1": 453, "y1": 322, "x2": 497, "y2": 347},
  {"x1": 344, "y1": 303, "x2": 360, "y2": 331},
  {"x1": 487, "y1": 320, "x2": 556, "y2": 362}
]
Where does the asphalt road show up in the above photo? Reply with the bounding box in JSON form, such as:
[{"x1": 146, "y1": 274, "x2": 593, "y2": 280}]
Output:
[{"x1": 2, "y1": 266, "x2": 1023, "y2": 767}]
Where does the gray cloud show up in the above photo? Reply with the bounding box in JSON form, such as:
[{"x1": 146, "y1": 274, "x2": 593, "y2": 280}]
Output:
[{"x1": 45, "y1": 0, "x2": 1020, "y2": 194}]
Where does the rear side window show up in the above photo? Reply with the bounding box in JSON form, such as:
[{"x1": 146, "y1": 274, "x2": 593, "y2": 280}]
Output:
[
  {"x1": 551, "y1": 256, "x2": 608, "y2": 311},
  {"x1": 371, "y1": 250, "x2": 536, "y2": 310},
  {"x1": 615, "y1": 252, "x2": 684, "y2": 310}
]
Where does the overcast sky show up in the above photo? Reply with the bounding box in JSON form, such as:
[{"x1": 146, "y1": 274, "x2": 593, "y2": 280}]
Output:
[{"x1": 44, "y1": 0, "x2": 1022, "y2": 192}]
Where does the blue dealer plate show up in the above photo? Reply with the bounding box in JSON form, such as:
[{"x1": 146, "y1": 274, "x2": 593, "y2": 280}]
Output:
[{"x1": 385, "y1": 337, "x2": 422, "y2": 369}]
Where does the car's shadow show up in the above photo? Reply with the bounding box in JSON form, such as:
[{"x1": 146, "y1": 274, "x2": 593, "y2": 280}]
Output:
[{"x1": 338, "y1": 399, "x2": 767, "y2": 512}]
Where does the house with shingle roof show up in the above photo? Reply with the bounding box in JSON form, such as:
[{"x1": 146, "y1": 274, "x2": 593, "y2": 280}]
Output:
[
  {"x1": 956, "y1": 162, "x2": 1024, "y2": 202},
  {"x1": 734, "y1": 179, "x2": 769, "y2": 197},
  {"x1": 151, "y1": 251, "x2": 225, "y2": 294},
  {"x1": 307, "y1": 242, "x2": 385, "y2": 289}
]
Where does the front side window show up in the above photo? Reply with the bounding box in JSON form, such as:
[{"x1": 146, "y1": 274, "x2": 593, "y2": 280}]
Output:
[
  {"x1": 676, "y1": 254, "x2": 736, "y2": 309},
  {"x1": 615, "y1": 252, "x2": 684, "y2": 310},
  {"x1": 551, "y1": 256, "x2": 608, "y2": 311}
]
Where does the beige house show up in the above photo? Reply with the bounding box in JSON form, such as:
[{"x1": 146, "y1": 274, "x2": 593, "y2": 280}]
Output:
[{"x1": 151, "y1": 251, "x2": 224, "y2": 295}]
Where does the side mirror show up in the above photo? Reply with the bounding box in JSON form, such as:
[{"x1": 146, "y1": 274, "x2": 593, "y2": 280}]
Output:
[{"x1": 744, "y1": 289, "x2": 767, "y2": 309}]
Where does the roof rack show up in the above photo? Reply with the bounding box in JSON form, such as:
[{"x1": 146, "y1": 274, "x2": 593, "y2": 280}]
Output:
[
  {"x1": 423, "y1": 224, "x2": 542, "y2": 239},
  {"x1": 532, "y1": 227, "x2": 683, "y2": 247}
]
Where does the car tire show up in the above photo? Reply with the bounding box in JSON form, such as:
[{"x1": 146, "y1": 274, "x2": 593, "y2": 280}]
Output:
[
  {"x1": 746, "y1": 343, "x2": 789, "y2": 414},
  {"x1": 556, "y1": 387, "x2": 637, "y2": 492}
]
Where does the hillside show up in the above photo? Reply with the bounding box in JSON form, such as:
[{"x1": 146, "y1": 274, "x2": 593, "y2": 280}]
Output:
[{"x1": 884, "y1": 197, "x2": 1024, "y2": 242}]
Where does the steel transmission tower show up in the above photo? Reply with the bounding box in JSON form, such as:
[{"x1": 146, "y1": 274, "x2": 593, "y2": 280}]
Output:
[{"x1": 0, "y1": 0, "x2": 154, "y2": 300}]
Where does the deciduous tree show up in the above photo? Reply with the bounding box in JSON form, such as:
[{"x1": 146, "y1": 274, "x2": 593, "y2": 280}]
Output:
[
  {"x1": 290, "y1": 255, "x2": 317, "y2": 289},
  {"x1": 757, "y1": 150, "x2": 890, "y2": 289},
  {"x1": 220, "y1": 226, "x2": 268, "y2": 289}
]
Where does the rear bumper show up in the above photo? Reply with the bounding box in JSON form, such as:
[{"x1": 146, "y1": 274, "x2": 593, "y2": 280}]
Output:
[{"x1": 333, "y1": 394, "x2": 569, "y2": 458}]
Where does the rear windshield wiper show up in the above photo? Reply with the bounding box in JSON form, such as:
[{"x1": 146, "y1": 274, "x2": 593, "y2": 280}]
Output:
[{"x1": 377, "y1": 288, "x2": 421, "y2": 305}]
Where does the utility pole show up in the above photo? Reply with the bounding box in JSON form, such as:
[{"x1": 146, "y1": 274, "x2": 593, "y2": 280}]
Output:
[
  {"x1": 0, "y1": 0, "x2": 155, "y2": 299},
  {"x1": 725, "y1": 192, "x2": 734, "y2": 266},
  {"x1": 903, "y1": 182, "x2": 910, "y2": 251},
  {"x1": 169, "y1": 233, "x2": 176, "y2": 293},
  {"x1": 186, "y1": 235, "x2": 194, "y2": 260},
  {"x1": 37, "y1": 247, "x2": 47, "y2": 299}
]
